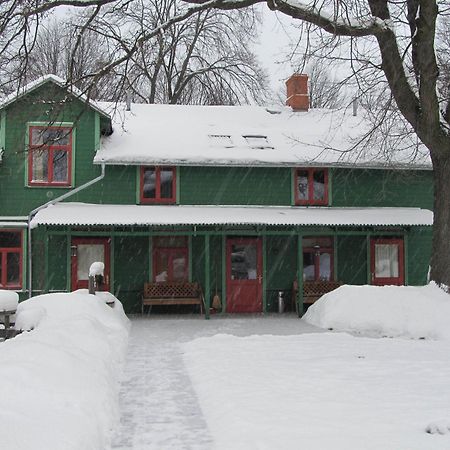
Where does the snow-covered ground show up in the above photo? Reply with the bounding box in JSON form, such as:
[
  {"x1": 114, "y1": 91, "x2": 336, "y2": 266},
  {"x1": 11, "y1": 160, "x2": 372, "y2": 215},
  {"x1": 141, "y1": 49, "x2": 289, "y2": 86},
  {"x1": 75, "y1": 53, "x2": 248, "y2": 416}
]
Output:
[
  {"x1": 0, "y1": 291, "x2": 129, "y2": 450},
  {"x1": 113, "y1": 312, "x2": 450, "y2": 450}
]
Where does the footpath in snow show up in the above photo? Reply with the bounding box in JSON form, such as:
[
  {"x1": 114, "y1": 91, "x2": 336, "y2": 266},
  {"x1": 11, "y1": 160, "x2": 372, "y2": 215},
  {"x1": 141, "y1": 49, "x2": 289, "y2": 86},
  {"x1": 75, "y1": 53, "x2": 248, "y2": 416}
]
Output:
[{"x1": 111, "y1": 315, "x2": 320, "y2": 450}]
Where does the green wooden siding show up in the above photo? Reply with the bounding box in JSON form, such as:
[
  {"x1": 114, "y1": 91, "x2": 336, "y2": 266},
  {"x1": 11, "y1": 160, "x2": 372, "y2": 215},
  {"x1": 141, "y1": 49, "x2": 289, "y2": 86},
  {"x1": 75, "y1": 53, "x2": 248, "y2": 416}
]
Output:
[
  {"x1": 114, "y1": 236, "x2": 149, "y2": 312},
  {"x1": 336, "y1": 236, "x2": 368, "y2": 285},
  {"x1": 407, "y1": 227, "x2": 432, "y2": 285},
  {"x1": 47, "y1": 234, "x2": 68, "y2": 291},
  {"x1": 332, "y1": 168, "x2": 433, "y2": 209},
  {"x1": 179, "y1": 166, "x2": 292, "y2": 205}
]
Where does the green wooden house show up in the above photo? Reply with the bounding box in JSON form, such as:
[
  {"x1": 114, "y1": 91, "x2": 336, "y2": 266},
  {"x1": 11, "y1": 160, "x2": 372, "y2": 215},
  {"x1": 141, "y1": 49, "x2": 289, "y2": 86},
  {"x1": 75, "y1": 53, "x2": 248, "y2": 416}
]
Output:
[{"x1": 0, "y1": 74, "x2": 434, "y2": 316}]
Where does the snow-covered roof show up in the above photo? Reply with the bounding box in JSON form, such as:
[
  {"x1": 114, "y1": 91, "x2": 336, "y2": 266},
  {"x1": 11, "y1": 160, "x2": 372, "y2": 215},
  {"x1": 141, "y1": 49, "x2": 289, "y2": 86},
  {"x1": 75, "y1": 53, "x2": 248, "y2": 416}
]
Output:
[
  {"x1": 30, "y1": 203, "x2": 433, "y2": 228},
  {"x1": 95, "y1": 103, "x2": 431, "y2": 169},
  {"x1": 0, "y1": 74, "x2": 111, "y2": 119}
]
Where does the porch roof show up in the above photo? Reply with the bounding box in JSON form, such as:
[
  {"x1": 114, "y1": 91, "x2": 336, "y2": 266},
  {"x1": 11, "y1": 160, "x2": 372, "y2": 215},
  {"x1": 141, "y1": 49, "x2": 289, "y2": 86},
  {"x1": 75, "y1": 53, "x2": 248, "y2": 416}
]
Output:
[{"x1": 30, "y1": 203, "x2": 433, "y2": 229}]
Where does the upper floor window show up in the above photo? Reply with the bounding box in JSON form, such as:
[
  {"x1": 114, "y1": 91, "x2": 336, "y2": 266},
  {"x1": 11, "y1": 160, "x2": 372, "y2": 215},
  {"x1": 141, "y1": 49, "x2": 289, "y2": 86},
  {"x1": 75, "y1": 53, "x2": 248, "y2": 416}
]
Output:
[
  {"x1": 140, "y1": 166, "x2": 176, "y2": 204},
  {"x1": 0, "y1": 230, "x2": 22, "y2": 289},
  {"x1": 295, "y1": 168, "x2": 328, "y2": 205},
  {"x1": 28, "y1": 126, "x2": 72, "y2": 186}
]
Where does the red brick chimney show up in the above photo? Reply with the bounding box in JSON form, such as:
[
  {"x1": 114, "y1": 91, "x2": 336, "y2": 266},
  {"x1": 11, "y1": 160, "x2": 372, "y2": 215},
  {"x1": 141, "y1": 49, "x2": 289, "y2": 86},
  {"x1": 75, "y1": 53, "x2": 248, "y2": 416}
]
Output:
[{"x1": 286, "y1": 73, "x2": 309, "y2": 111}]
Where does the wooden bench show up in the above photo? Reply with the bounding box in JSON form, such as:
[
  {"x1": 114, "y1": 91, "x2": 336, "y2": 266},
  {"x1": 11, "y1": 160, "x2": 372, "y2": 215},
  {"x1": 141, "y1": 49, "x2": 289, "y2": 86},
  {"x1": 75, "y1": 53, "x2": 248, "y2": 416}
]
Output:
[
  {"x1": 292, "y1": 280, "x2": 343, "y2": 313},
  {"x1": 142, "y1": 282, "x2": 204, "y2": 315}
]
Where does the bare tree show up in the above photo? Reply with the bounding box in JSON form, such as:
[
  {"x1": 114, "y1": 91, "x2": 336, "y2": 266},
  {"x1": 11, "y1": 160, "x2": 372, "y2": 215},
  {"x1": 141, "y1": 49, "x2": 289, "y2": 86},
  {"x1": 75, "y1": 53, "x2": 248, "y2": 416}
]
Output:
[
  {"x1": 90, "y1": 0, "x2": 268, "y2": 104},
  {"x1": 2, "y1": 0, "x2": 450, "y2": 286},
  {"x1": 307, "y1": 59, "x2": 345, "y2": 109}
]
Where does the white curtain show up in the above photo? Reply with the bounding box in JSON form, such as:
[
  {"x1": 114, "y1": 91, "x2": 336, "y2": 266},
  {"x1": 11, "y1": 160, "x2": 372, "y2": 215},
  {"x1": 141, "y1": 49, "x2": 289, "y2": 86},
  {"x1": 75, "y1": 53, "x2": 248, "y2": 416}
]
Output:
[{"x1": 375, "y1": 244, "x2": 399, "y2": 278}]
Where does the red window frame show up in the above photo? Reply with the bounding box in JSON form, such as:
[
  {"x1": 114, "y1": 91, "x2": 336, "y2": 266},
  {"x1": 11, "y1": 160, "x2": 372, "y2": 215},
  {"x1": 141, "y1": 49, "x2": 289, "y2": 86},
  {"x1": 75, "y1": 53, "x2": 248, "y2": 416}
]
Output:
[
  {"x1": 28, "y1": 126, "x2": 73, "y2": 186},
  {"x1": 0, "y1": 230, "x2": 22, "y2": 289},
  {"x1": 370, "y1": 238, "x2": 404, "y2": 286},
  {"x1": 153, "y1": 237, "x2": 189, "y2": 282},
  {"x1": 294, "y1": 168, "x2": 328, "y2": 206},
  {"x1": 303, "y1": 248, "x2": 334, "y2": 281},
  {"x1": 140, "y1": 166, "x2": 176, "y2": 204}
]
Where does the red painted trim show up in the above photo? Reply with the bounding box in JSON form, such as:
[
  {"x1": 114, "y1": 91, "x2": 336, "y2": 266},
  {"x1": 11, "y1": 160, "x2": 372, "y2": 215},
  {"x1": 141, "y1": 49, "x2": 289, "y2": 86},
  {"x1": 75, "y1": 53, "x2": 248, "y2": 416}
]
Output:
[
  {"x1": 71, "y1": 237, "x2": 111, "y2": 291},
  {"x1": 28, "y1": 126, "x2": 73, "y2": 186},
  {"x1": 226, "y1": 237, "x2": 263, "y2": 313},
  {"x1": 140, "y1": 166, "x2": 176, "y2": 204},
  {"x1": 370, "y1": 238, "x2": 404, "y2": 286},
  {"x1": 303, "y1": 247, "x2": 334, "y2": 281},
  {"x1": 152, "y1": 237, "x2": 189, "y2": 282},
  {"x1": 0, "y1": 229, "x2": 23, "y2": 289},
  {"x1": 294, "y1": 168, "x2": 329, "y2": 206}
]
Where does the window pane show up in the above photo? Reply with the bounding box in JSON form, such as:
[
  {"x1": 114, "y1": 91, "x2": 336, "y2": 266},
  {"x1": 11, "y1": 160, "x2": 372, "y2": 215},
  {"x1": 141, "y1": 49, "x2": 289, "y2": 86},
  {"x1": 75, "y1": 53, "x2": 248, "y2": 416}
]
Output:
[
  {"x1": 160, "y1": 169, "x2": 173, "y2": 199},
  {"x1": 319, "y1": 252, "x2": 331, "y2": 281},
  {"x1": 375, "y1": 244, "x2": 399, "y2": 278},
  {"x1": 77, "y1": 244, "x2": 105, "y2": 281},
  {"x1": 231, "y1": 244, "x2": 257, "y2": 280},
  {"x1": 0, "y1": 232, "x2": 21, "y2": 248},
  {"x1": 172, "y1": 252, "x2": 187, "y2": 281},
  {"x1": 31, "y1": 127, "x2": 71, "y2": 145},
  {"x1": 303, "y1": 252, "x2": 315, "y2": 281},
  {"x1": 143, "y1": 168, "x2": 156, "y2": 198},
  {"x1": 53, "y1": 150, "x2": 68, "y2": 182},
  {"x1": 6, "y1": 252, "x2": 20, "y2": 285},
  {"x1": 297, "y1": 170, "x2": 309, "y2": 201},
  {"x1": 32, "y1": 150, "x2": 49, "y2": 181},
  {"x1": 313, "y1": 170, "x2": 325, "y2": 201},
  {"x1": 155, "y1": 251, "x2": 169, "y2": 282}
]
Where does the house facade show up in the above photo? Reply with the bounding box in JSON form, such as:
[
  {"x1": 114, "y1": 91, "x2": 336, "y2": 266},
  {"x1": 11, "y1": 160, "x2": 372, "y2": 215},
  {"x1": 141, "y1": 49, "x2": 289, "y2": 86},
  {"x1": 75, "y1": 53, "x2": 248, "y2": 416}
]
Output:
[{"x1": 0, "y1": 75, "x2": 434, "y2": 316}]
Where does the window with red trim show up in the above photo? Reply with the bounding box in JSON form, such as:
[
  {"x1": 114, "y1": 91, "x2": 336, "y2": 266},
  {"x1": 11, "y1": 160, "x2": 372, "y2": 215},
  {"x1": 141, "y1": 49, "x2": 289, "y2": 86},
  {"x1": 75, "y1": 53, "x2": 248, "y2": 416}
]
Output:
[
  {"x1": 295, "y1": 168, "x2": 328, "y2": 205},
  {"x1": 0, "y1": 230, "x2": 22, "y2": 289},
  {"x1": 153, "y1": 237, "x2": 188, "y2": 282},
  {"x1": 140, "y1": 166, "x2": 176, "y2": 204},
  {"x1": 302, "y1": 237, "x2": 333, "y2": 281},
  {"x1": 28, "y1": 126, "x2": 73, "y2": 186}
]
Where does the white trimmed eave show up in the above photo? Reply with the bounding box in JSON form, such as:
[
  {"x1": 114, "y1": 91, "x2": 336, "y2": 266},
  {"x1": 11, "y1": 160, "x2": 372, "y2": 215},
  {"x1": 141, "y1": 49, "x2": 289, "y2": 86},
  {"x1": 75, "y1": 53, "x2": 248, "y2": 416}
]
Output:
[
  {"x1": 30, "y1": 203, "x2": 434, "y2": 229},
  {"x1": 92, "y1": 159, "x2": 432, "y2": 171}
]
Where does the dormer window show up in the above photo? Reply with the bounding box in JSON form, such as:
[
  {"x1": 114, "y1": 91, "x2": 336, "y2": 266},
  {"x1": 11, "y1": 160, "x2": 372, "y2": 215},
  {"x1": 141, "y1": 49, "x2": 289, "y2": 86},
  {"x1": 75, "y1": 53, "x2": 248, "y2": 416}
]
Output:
[
  {"x1": 209, "y1": 135, "x2": 234, "y2": 147},
  {"x1": 140, "y1": 166, "x2": 176, "y2": 204},
  {"x1": 295, "y1": 168, "x2": 328, "y2": 205},
  {"x1": 28, "y1": 126, "x2": 72, "y2": 186},
  {"x1": 244, "y1": 135, "x2": 272, "y2": 149}
]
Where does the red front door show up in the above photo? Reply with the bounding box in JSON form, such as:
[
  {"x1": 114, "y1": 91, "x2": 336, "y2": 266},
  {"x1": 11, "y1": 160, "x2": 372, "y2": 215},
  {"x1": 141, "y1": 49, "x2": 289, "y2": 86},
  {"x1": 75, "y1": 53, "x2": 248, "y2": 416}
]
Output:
[
  {"x1": 71, "y1": 238, "x2": 111, "y2": 291},
  {"x1": 226, "y1": 238, "x2": 263, "y2": 313},
  {"x1": 370, "y1": 238, "x2": 404, "y2": 285}
]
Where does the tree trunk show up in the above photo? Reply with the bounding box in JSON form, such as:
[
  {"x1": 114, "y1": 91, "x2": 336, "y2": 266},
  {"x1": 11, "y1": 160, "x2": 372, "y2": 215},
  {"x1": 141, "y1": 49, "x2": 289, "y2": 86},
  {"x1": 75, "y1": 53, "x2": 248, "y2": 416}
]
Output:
[{"x1": 429, "y1": 152, "x2": 450, "y2": 287}]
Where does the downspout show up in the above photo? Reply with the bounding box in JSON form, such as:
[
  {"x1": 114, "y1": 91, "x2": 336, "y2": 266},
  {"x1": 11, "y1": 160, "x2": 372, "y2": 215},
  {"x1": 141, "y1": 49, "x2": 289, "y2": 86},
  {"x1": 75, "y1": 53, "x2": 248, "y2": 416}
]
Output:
[{"x1": 27, "y1": 163, "x2": 106, "y2": 298}]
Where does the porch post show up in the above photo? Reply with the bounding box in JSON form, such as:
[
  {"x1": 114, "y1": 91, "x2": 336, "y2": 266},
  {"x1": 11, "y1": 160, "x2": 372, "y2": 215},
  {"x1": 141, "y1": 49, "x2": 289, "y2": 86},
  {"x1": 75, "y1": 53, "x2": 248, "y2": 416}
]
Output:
[
  {"x1": 204, "y1": 234, "x2": 211, "y2": 319},
  {"x1": 366, "y1": 233, "x2": 371, "y2": 284},
  {"x1": 44, "y1": 226, "x2": 49, "y2": 293},
  {"x1": 110, "y1": 234, "x2": 115, "y2": 293},
  {"x1": 262, "y1": 234, "x2": 267, "y2": 314},
  {"x1": 66, "y1": 227, "x2": 72, "y2": 292},
  {"x1": 404, "y1": 231, "x2": 409, "y2": 285},
  {"x1": 296, "y1": 232, "x2": 303, "y2": 317}
]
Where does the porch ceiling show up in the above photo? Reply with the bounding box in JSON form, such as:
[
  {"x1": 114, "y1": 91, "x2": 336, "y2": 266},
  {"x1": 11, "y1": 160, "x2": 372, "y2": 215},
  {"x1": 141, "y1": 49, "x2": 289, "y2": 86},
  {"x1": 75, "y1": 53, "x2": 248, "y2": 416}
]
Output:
[{"x1": 30, "y1": 203, "x2": 433, "y2": 229}]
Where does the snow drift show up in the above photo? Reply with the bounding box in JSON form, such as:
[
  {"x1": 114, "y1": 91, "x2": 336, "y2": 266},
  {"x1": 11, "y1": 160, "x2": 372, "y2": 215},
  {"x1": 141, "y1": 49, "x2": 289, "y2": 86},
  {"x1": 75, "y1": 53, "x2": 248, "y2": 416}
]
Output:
[
  {"x1": 0, "y1": 291, "x2": 129, "y2": 450},
  {"x1": 303, "y1": 283, "x2": 450, "y2": 340}
]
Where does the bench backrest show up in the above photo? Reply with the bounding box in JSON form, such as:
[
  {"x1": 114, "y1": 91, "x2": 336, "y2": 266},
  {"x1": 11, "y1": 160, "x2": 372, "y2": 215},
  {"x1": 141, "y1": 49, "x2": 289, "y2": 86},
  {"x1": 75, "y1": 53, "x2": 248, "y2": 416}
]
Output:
[{"x1": 144, "y1": 282, "x2": 200, "y2": 298}]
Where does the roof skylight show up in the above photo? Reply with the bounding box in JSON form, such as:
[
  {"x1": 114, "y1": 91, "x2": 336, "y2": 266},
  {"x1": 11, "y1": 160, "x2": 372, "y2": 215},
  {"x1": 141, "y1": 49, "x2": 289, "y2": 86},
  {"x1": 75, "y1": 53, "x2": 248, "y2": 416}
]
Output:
[
  {"x1": 244, "y1": 135, "x2": 273, "y2": 149},
  {"x1": 208, "y1": 134, "x2": 234, "y2": 147}
]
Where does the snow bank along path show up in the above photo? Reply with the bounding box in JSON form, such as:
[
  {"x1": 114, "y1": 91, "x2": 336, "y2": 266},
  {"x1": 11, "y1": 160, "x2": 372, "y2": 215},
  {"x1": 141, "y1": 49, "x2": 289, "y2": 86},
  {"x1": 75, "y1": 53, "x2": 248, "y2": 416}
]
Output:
[
  {"x1": 303, "y1": 283, "x2": 450, "y2": 340},
  {"x1": 0, "y1": 291, "x2": 129, "y2": 450}
]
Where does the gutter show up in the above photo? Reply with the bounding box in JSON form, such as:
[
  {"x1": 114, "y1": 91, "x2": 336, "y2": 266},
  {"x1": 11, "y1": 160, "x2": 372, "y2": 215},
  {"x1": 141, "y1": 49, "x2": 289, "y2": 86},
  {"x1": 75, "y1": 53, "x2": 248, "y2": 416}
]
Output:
[{"x1": 27, "y1": 163, "x2": 106, "y2": 298}]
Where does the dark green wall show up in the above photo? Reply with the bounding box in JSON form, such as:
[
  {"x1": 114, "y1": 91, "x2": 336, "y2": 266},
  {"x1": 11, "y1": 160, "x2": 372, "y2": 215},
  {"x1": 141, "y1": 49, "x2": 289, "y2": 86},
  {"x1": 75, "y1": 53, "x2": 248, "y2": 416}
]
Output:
[
  {"x1": 337, "y1": 236, "x2": 368, "y2": 285},
  {"x1": 408, "y1": 227, "x2": 432, "y2": 285},
  {"x1": 179, "y1": 166, "x2": 292, "y2": 205},
  {"x1": 332, "y1": 168, "x2": 433, "y2": 209}
]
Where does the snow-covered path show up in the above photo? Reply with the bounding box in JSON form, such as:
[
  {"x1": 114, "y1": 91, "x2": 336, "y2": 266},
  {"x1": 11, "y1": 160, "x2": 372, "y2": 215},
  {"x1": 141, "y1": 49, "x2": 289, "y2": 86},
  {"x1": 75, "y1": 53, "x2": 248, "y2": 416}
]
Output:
[
  {"x1": 111, "y1": 315, "x2": 320, "y2": 449},
  {"x1": 113, "y1": 315, "x2": 319, "y2": 450}
]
